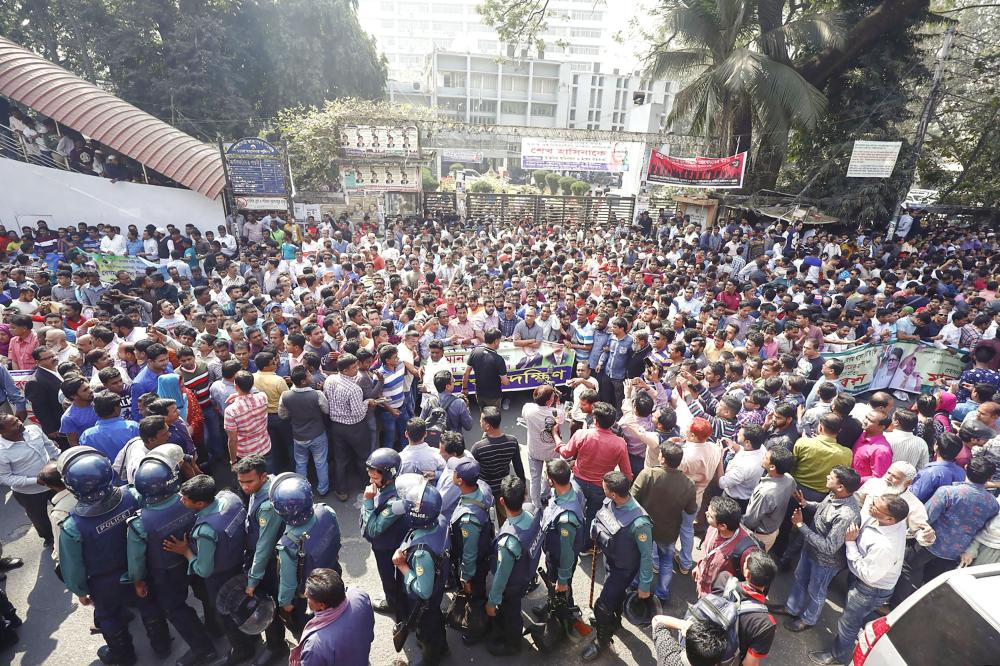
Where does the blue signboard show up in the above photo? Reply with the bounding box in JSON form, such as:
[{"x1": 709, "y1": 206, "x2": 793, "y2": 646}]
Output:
[{"x1": 225, "y1": 138, "x2": 287, "y2": 196}]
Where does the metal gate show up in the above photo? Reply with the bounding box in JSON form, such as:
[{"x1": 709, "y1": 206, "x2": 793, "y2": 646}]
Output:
[
  {"x1": 422, "y1": 191, "x2": 456, "y2": 216},
  {"x1": 465, "y1": 193, "x2": 634, "y2": 226}
]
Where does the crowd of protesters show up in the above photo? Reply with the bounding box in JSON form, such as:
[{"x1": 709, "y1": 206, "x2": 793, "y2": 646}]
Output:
[{"x1": 0, "y1": 201, "x2": 998, "y2": 666}]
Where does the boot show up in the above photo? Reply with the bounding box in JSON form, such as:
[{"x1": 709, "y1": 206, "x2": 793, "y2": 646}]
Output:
[
  {"x1": 176, "y1": 646, "x2": 219, "y2": 666},
  {"x1": 581, "y1": 603, "x2": 616, "y2": 663},
  {"x1": 251, "y1": 644, "x2": 289, "y2": 666},
  {"x1": 97, "y1": 630, "x2": 137, "y2": 666},
  {"x1": 143, "y1": 618, "x2": 173, "y2": 657}
]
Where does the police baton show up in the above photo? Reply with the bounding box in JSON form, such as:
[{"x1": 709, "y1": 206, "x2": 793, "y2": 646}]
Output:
[{"x1": 588, "y1": 542, "x2": 598, "y2": 609}]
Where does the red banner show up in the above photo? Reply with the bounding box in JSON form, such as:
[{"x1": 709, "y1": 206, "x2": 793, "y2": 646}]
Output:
[{"x1": 646, "y1": 150, "x2": 748, "y2": 189}]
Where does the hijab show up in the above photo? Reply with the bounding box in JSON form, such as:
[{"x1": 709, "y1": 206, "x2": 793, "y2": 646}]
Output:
[{"x1": 156, "y1": 372, "x2": 188, "y2": 420}]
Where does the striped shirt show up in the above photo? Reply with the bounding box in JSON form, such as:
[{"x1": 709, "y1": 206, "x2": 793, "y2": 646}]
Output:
[
  {"x1": 571, "y1": 322, "x2": 594, "y2": 363},
  {"x1": 224, "y1": 392, "x2": 271, "y2": 457},
  {"x1": 470, "y1": 434, "x2": 525, "y2": 495},
  {"x1": 378, "y1": 363, "x2": 406, "y2": 409},
  {"x1": 179, "y1": 361, "x2": 212, "y2": 408},
  {"x1": 323, "y1": 374, "x2": 367, "y2": 425}
]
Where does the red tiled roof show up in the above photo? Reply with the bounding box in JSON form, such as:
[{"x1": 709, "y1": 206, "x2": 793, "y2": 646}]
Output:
[{"x1": 0, "y1": 37, "x2": 225, "y2": 199}]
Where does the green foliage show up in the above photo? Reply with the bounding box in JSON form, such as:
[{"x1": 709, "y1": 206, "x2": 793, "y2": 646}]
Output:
[
  {"x1": 557, "y1": 176, "x2": 575, "y2": 194},
  {"x1": 544, "y1": 172, "x2": 560, "y2": 194},
  {"x1": 1, "y1": 0, "x2": 387, "y2": 139},
  {"x1": 275, "y1": 98, "x2": 439, "y2": 189},
  {"x1": 531, "y1": 169, "x2": 551, "y2": 188},
  {"x1": 570, "y1": 180, "x2": 591, "y2": 196},
  {"x1": 421, "y1": 167, "x2": 439, "y2": 192},
  {"x1": 468, "y1": 179, "x2": 497, "y2": 193}
]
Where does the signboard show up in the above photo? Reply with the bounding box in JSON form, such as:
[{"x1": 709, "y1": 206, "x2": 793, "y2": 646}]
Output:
[
  {"x1": 646, "y1": 150, "x2": 748, "y2": 188},
  {"x1": 846, "y1": 140, "x2": 903, "y2": 178},
  {"x1": 88, "y1": 252, "x2": 162, "y2": 283},
  {"x1": 821, "y1": 341, "x2": 965, "y2": 395},
  {"x1": 442, "y1": 149, "x2": 483, "y2": 163},
  {"x1": 340, "y1": 125, "x2": 420, "y2": 157},
  {"x1": 445, "y1": 341, "x2": 575, "y2": 394},
  {"x1": 225, "y1": 138, "x2": 288, "y2": 195},
  {"x1": 520, "y1": 138, "x2": 640, "y2": 172},
  {"x1": 234, "y1": 196, "x2": 288, "y2": 211},
  {"x1": 293, "y1": 203, "x2": 323, "y2": 221},
  {"x1": 342, "y1": 164, "x2": 421, "y2": 193}
]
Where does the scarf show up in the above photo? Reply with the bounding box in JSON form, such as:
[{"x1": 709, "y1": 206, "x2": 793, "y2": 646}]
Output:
[
  {"x1": 0, "y1": 323, "x2": 10, "y2": 356},
  {"x1": 288, "y1": 598, "x2": 349, "y2": 666}
]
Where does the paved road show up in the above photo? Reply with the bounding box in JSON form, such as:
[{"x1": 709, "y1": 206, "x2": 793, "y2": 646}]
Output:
[{"x1": 1, "y1": 392, "x2": 854, "y2": 666}]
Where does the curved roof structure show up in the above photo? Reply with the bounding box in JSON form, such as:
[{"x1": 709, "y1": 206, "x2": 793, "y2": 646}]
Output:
[{"x1": 0, "y1": 37, "x2": 225, "y2": 199}]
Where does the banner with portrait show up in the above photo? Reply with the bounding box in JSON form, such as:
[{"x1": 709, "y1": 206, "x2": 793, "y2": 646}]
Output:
[
  {"x1": 445, "y1": 341, "x2": 576, "y2": 394},
  {"x1": 820, "y1": 341, "x2": 966, "y2": 395}
]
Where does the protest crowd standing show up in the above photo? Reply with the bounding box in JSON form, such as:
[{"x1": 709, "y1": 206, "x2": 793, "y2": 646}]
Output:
[{"x1": 0, "y1": 205, "x2": 998, "y2": 666}]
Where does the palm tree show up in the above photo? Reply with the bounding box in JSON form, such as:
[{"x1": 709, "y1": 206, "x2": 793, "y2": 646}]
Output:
[{"x1": 646, "y1": 0, "x2": 842, "y2": 185}]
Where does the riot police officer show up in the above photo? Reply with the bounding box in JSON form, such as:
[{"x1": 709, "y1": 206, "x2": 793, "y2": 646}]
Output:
[
  {"x1": 533, "y1": 458, "x2": 585, "y2": 623},
  {"x1": 129, "y1": 448, "x2": 216, "y2": 666},
  {"x1": 391, "y1": 473, "x2": 450, "y2": 666},
  {"x1": 58, "y1": 446, "x2": 171, "y2": 665},
  {"x1": 271, "y1": 472, "x2": 342, "y2": 637},
  {"x1": 234, "y1": 454, "x2": 288, "y2": 666},
  {"x1": 582, "y1": 471, "x2": 654, "y2": 662},
  {"x1": 448, "y1": 459, "x2": 494, "y2": 644},
  {"x1": 486, "y1": 475, "x2": 543, "y2": 656},
  {"x1": 164, "y1": 474, "x2": 255, "y2": 666},
  {"x1": 360, "y1": 447, "x2": 408, "y2": 620}
]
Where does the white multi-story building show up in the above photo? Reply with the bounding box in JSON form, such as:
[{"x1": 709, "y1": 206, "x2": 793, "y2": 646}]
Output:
[
  {"x1": 358, "y1": 0, "x2": 612, "y2": 84},
  {"x1": 421, "y1": 50, "x2": 676, "y2": 132}
]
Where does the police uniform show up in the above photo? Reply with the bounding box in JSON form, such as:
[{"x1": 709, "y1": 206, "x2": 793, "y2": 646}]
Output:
[
  {"x1": 61, "y1": 485, "x2": 171, "y2": 661},
  {"x1": 187, "y1": 489, "x2": 254, "y2": 655},
  {"x1": 585, "y1": 496, "x2": 654, "y2": 660},
  {"x1": 540, "y1": 483, "x2": 585, "y2": 608},
  {"x1": 244, "y1": 477, "x2": 287, "y2": 655},
  {"x1": 276, "y1": 504, "x2": 342, "y2": 636},
  {"x1": 360, "y1": 481, "x2": 408, "y2": 621},
  {"x1": 126, "y1": 492, "x2": 214, "y2": 658},
  {"x1": 449, "y1": 480, "x2": 494, "y2": 633},
  {"x1": 487, "y1": 507, "x2": 543, "y2": 653},
  {"x1": 401, "y1": 514, "x2": 450, "y2": 664}
]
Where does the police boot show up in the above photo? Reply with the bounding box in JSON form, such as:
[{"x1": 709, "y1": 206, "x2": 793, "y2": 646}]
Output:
[
  {"x1": 97, "y1": 630, "x2": 137, "y2": 666},
  {"x1": 143, "y1": 618, "x2": 172, "y2": 657},
  {"x1": 580, "y1": 604, "x2": 615, "y2": 663}
]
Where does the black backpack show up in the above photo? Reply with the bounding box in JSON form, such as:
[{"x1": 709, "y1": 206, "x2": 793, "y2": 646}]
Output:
[{"x1": 680, "y1": 576, "x2": 768, "y2": 666}]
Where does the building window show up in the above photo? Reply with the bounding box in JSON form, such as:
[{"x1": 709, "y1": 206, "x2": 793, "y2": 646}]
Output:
[
  {"x1": 441, "y1": 71, "x2": 467, "y2": 88},
  {"x1": 532, "y1": 103, "x2": 556, "y2": 117},
  {"x1": 531, "y1": 77, "x2": 558, "y2": 95},
  {"x1": 569, "y1": 109, "x2": 576, "y2": 120},
  {"x1": 570, "y1": 45, "x2": 600, "y2": 56},
  {"x1": 470, "y1": 99, "x2": 497, "y2": 112},
  {"x1": 501, "y1": 76, "x2": 529, "y2": 92},
  {"x1": 500, "y1": 101, "x2": 528, "y2": 114},
  {"x1": 570, "y1": 28, "x2": 602, "y2": 39},
  {"x1": 470, "y1": 72, "x2": 498, "y2": 89},
  {"x1": 571, "y1": 10, "x2": 602, "y2": 20}
]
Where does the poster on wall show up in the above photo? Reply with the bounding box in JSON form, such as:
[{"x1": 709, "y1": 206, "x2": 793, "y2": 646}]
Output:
[
  {"x1": 646, "y1": 150, "x2": 748, "y2": 188},
  {"x1": 293, "y1": 203, "x2": 323, "y2": 221},
  {"x1": 520, "y1": 138, "x2": 641, "y2": 172},
  {"x1": 341, "y1": 164, "x2": 421, "y2": 193},
  {"x1": 846, "y1": 140, "x2": 903, "y2": 178},
  {"x1": 234, "y1": 196, "x2": 288, "y2": 211},
  {"x1": 339, "y1": 125, "x2": 420, "y2": 158},
  {"x1": 821, "y1": 341, "x2": 965, "y2": 395}
]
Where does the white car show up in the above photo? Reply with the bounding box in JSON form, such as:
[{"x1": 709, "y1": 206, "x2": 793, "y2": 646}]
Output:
[{"x1": 854, "y1": 562, "x2": 1000, "y2": 665}]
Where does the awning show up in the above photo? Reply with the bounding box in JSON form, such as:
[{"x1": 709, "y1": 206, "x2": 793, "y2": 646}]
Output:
[{"x1": 0, "y1": 37, "x2": 225, "y2": 199}]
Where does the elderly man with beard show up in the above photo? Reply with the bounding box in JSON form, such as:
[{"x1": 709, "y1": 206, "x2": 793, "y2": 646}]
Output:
[{"x1": 855, "y1": 462, "x2": 935, "y2": 548}]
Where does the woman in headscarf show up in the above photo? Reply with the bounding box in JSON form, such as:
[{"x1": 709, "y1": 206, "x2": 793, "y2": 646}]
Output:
[
  {"x1": 0, "y1": 323, "x2": 11, "y2": 359},
  {"x1": 156, "y1": 372, "x2": 205, "y2": 448}
]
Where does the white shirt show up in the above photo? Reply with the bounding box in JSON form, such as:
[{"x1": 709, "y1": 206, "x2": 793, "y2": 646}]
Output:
[
  {"x1": 856, "y1": 477, "x2": 935, "y2": 547},
  {"x1": 218, "y1": 233, "x2": 237, "y2": 256},
  {"x1": 936, "y1": 322, "x2": 961, "y2": 349},
  {"x1": 0, "y1": 425, "x2": 60, "y2": 493},
  {"x1": 398, "y1": 442, "x2": 444, "y2": 479},
  {"x1": 422, "y1": 357, "x2": 453, "y2": 395},
  {"x1": 112, "y1": 437, "x2": 153, "y2": 484},
  {"x1": 885, "y1": 430, "x2": 929, "y2": 470},
  {"x1": 100, "y1": 234, "x2": 127, "y2": 255},
  {"x1": 846, "y1": 514, "x2": 908, "y2": 589},
  {"x1": 718, "y1": 446, "x2": 766, "y2": 500}
]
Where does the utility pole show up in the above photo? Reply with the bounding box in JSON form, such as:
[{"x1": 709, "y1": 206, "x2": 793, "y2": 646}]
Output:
[{"x1": 890, "y1": 25, "x2": 956, "y2": 227}]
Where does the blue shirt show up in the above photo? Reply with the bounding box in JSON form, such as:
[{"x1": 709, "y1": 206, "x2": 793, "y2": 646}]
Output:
[
  {"x1": 130, "y1": 364, "x2": 170, "y2": 420},
  {"x1": 910, "y1": 460, "x2": 966, "y2": 503},
  {"x1": 926, "y1": 482, "x2": 1000, "y2": 560},
  {"x1": 601, "y1": 333, "x2": 632, "y2": 380},
  {"x1": 60, "y1": 404, "x2": 98, "y2": 438},
  {"x1": 79, "y1": 416, "x2": 140, "y2": 460},
  {"x1": 589, "y1": 327, "x2": 612, "y2": 370},
  {"x1": 0, "y1": 366, "x2": 27, "y2": 412},
  {"x1": 497, "y1": 313, "x2": 521, "y2": 339}
]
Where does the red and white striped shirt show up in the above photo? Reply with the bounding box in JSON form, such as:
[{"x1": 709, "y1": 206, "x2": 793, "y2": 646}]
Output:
[{"x1": 224, "y1": 392, "x2": 270, "y2": 457}]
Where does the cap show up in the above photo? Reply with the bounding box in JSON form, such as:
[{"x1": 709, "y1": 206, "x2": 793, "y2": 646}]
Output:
[
  {"x1": 453, "y1": 459, "x2": 481, "y2": 485},
  {"x1": 155, "y1": 227, "x2": 167, "y2": 235}
]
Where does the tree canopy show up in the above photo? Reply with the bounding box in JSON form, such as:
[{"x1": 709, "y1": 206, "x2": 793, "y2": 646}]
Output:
[{"x1": 1, "y1": 0, "x2": 388, "y2": 139}]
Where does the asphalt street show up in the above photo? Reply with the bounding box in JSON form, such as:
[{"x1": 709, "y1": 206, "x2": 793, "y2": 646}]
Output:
[{"x1": 1, "y1": 392, "x2": 855, "y2": 666}]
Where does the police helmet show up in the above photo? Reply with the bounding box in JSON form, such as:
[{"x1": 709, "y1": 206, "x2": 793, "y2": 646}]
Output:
[
  {"x1": 623, "y1": 589, "x2": 662, "y2": 627},
  {"x1": 365, "y1": 447, "x2": 401, "y2": 484},
  {"x1": 58, "y1": 446, "x2": 115, "y2": 504},
  {"x1": 217, "y1": 572, "x2": 276, "y2": 635},
  {"x1": 133, "y1": 455, "x2": 181, "y2": 504},
  {"x1": 395, "y1": 473, "x2": 443, "y2": 530},
  {"x1": 269, "y1": 472, "x2": 315, "y2": 527}
]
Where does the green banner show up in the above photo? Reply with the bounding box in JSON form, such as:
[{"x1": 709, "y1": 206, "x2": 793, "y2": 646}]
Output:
[{"x1": 820, "y1": 341, "x2": 966, "y2": 394}]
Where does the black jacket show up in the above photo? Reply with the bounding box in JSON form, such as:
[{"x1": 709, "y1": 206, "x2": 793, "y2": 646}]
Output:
[{"x1": 24, "y1": 369, "x2": 64, "y2": 436}]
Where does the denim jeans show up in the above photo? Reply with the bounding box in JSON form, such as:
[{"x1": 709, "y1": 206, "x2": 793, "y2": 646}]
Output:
[
  {"x1": 832, "y1": 578, "x2": 892, "y2": 663},
  {"x1": 379, "y1": 403, "x2": 412, "y2": 451},
  {"x1": 785, "y1": 551, "x2": 840, "y2": 626},
  {"x1": 294, "y1": 432, "x2": 330, "y2": 495},
  {"x1": 654, "y1": 541, "x2": 676, "y2": 601},
  {"x1": 678, "y1": 510, "x2": 696, "y2": 570},
  {"x1": 201, "y1": 408, "x2": 226, "y2": 463},
  {"x1": 575, "y1": 477, "x2": 606, "y2": 550},
  {"x1": 528, "y1": 457, "x2": 552, "y2": 508}
]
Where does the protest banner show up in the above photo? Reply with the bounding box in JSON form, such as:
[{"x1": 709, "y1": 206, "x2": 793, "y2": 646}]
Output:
[
  {"x1": 520, "y1": 138, "x2": 641, "y2": 172},
  {"x1": 820, "y1": 341, "x2": 965, "y2": 394},
  {"x1": 444, "y1": 341, "x2": 575, "y2": 394},
  {"x1": 646, "y1": 150, "x2": 748, "y2": 188},
  {"x1": 88, "y1": 251, "x2": 162, "y2": 283}
]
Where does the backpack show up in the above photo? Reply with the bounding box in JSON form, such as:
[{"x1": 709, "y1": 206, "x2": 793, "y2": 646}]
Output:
[
  {"x1": 423, "y1": 393, "x2": 459, "y2": 447},
  {"x1": 680, "y1": 576, "x2": 768, "y2": 666}
]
